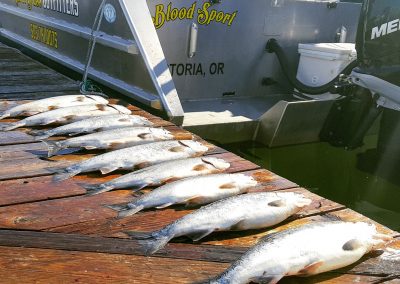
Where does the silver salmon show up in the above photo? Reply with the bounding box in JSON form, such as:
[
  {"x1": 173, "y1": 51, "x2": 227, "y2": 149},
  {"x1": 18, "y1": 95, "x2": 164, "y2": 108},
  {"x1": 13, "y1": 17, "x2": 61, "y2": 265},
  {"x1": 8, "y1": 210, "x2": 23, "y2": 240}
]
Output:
[
  {"x1": 210, "y1": 221, "x2": 392, "y2": 284},
  {"x1": 83, "y1": 157, "x2": 231, "y2": 195},
  {"x1": 0, "y1": 95, "x2": 108, "y2": 120},
  {"x1": 109, "y1": 173, "x2": 258, "y2": 218},
  {"x1": 0, "y1": 104, "x2": 131, "y2": 131},
  {"x1": 129, "y1": 192, "x2": 312, "y2": 255},
  {"x1": 43, "y1": 127, "x2": 190, "y2": 157},
  {"x1": 30, "y1": 114, "x2": 152, "y2": 140},
  {"x1": 52, "y1": 140, "x2": 208, "y2": 181}
]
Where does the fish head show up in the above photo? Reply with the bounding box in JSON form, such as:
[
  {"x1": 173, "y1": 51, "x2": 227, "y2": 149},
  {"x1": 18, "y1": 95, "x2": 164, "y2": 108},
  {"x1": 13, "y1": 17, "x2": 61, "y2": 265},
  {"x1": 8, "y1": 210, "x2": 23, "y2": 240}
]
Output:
[
  {"x1": 288, "y1": 192, "x2": 312, "y2": 208},
  {"x1": 86, "y1": 95, "x2": 109, "y2": 104},
  {"x1": 109, "y1": 104, "x2": 132, "y2": 114},
  {"x1": 350, "y1": 222, "x2": 393, "y2": 252},
  {"x1": 179, "y1": 140, "x2": 209, "y2": 153},
  {"x1": 150, "y1": 128, "x2": 173, "y2": 139},
  {"x1": 232, "y1": 174, "x2": 258, "y2": 189},
  {"x1": 201, "y1": 157, "x2": 231, "y2": 170}
]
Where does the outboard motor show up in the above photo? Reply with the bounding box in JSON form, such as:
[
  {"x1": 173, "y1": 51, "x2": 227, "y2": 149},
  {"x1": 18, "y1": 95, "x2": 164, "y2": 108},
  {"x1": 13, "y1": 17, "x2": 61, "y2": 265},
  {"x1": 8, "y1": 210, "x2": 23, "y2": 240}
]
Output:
[
  {"x1": 348, "y1": 0, "x2": 400, "y2": 183},
  {"x1": 320, "y1": 0, "x2": 400, "y2": 152}
]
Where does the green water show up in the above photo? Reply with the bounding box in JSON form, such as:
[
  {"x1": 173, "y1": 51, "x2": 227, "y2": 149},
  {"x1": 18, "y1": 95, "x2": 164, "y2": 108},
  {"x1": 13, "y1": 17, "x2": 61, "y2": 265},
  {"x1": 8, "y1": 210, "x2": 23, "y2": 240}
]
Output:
[{"x1": 224, "y1": 135, "x2": 400, "y2": 231}]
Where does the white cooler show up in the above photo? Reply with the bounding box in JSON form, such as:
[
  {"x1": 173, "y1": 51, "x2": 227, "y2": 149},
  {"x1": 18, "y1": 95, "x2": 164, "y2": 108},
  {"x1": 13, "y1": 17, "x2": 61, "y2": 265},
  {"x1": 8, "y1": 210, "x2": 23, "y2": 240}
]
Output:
[{"x1": 296, "y1": 43, "x2": 357, "y2": 87}]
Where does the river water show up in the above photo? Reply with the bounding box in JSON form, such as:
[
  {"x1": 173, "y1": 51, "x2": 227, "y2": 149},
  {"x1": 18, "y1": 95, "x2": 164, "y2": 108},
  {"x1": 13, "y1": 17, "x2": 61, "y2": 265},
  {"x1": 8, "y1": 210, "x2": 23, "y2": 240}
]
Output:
[{"x1": 224, "y1": 134, "x2": 400, "y2": 231}]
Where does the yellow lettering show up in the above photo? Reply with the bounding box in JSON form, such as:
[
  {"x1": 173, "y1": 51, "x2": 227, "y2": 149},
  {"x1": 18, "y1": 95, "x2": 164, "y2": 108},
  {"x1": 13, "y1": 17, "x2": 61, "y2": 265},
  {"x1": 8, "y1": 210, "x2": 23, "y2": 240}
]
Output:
[
  {"x1": 228, "y1": 11, "x2": 237, "y2": 26},
  {"x1": 187, "y1": 2, "x2": 195, "y2": 19},
  {"x1": 153, "y1": 1, "x2": 237, "y2": 29},
  {"x1": 29, "y1": 23, "x2": 58, "y2": 49},
  {"x1": 153, "y1": 4, "x2": 165, "y2": 29},
  {"x1": 178, "y1": 7, "x2": 187, "y2": 20},
  {"x1": 197, "y1": 2, "x2": 210, "y2": 25},
  {"x1": 170, "y1": 7, "x2": 178, "y2": 20},
  {"x1": 216, "y1": 11, "x2": 224, "y2": 22}
]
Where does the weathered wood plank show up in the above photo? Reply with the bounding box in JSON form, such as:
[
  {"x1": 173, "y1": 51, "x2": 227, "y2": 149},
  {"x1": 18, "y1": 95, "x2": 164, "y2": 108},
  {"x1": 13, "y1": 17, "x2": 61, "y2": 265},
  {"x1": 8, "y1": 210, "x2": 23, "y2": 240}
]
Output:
[
  {"x1": 0, "y1": 90, "x2": 80, "y2": 100},
  {"x1": 0, "y1": 156, "x2": 76, "y2": 181},
  {"x1": 0, "y1": 245, "x2": 228, "y2": 284},
  {"x1": 0, "y1": 229, "x2": 398, "y2": 277},
  {"x1": 0, "y1": 245, "x2": 388, "y2": 284},
  {"x1": 0, "y1": 152, "x2": 262, "y2": 206},
  {"x1": 0, "y1": 174, "x2": 309, "y2": 231},
  {"x1": 0, "y1": 131, "x2": 36, "y2": 145},
  {"x1": 43, "y1": 187, "x2": 340, "y2": 236},
  {"x1": 0, "y1": 133, "x2": 221, "y2": 180},
  {"x1": 0, "y1": 83, "x2": 79, "y2": 94}
]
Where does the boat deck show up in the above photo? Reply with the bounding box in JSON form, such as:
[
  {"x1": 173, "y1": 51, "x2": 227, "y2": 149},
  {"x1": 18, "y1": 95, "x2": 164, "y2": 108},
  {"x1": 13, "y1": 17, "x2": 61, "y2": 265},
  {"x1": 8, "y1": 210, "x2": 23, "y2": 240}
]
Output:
[{"x1": 0, "y1": 42, "x2": 399, "y2": 284}]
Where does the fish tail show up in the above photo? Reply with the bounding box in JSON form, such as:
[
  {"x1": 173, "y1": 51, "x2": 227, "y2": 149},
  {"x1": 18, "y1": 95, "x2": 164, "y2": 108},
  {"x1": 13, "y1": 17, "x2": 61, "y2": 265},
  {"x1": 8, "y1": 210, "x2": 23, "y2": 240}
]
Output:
[
  {"x1": 0, "y1": 112, "x2": 10, "y2": 120},
  {"x1": 52, "y1": 168, "x2": 80, "y2": 182},
  {"x1": 125, "y1": 231, "x2": 154, "y2": 240},
  {"x1": 107, "y1": 203, "x2": 145, "y2": 218},
  {"x1": 29, "y1": 129, "x2": 50, "y2": 140},
  {"x1": 129, "y1": 230, "x2": 172, "y2": 255},
  {"x1": 139, "y1": 235, "x2": 173, "y2": 255},
  {"x1": 0, "y1": 121, "x2": 24, "y2": 131},
  {"x1": 82, "y1": 183, "x2": 114, "y2": 195},
  {"x1": 43, "y1": 140, "x2": 65, "y2": 157},
  {"x1": 130, "y1": 182, "x2": 149, "y2": 192}
]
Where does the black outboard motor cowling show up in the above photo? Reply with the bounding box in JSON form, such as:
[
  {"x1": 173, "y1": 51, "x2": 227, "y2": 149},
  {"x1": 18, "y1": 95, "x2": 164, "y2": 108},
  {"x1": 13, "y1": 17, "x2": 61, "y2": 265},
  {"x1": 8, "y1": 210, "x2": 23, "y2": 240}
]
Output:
[
  {"x1": 321, "y1": 0, "x2": 400, "y2": 149},
  {"x1": 356, "y1": 0, "x2": 400, "y2": 86}
]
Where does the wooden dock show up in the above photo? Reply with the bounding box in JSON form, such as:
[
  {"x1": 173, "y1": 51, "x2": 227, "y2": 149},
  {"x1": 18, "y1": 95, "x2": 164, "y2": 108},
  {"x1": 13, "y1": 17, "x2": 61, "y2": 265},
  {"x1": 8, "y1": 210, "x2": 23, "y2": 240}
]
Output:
[{"x1": 0, "y1": 41, "x2": 399, "y2": 284}]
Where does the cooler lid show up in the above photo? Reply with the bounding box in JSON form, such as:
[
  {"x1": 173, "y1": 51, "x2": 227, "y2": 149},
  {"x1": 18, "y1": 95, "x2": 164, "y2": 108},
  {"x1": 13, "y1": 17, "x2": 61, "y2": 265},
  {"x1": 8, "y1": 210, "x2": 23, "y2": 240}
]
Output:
[{"x1": 298, "y1": 43, "x2": 356, "y2": 56}]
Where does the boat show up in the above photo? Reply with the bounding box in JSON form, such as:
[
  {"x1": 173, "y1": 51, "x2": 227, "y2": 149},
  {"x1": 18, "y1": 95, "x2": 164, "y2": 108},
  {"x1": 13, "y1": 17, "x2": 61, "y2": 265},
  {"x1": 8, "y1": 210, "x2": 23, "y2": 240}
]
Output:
[{"x1": 0, "y1": 0, "x2": 399, "y2": 154}]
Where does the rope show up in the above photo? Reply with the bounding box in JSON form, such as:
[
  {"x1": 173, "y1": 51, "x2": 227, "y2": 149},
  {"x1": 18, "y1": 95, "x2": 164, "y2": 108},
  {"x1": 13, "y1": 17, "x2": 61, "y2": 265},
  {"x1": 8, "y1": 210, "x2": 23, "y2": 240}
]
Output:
[{"x1": 80, "y1": 0, "x2": 108, "y2": 98}]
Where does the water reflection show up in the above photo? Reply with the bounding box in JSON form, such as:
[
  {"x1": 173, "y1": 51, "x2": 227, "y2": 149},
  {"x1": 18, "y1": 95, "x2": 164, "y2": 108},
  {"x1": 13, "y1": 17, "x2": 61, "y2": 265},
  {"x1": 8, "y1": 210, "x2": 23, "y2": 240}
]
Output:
[{"x1": 224, "y1": 134, "x2": 400, "y2": 231}]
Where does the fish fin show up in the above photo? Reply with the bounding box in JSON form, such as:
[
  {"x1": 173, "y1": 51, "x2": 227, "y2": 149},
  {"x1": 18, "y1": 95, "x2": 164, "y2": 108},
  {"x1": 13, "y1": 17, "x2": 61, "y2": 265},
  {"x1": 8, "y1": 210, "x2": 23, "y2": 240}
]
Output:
[
  {"x1": 155, "y1": 202, "x2": 174, "y2": 209},
  {"x1": 249, "y1": 275, "x2": 283, "y2": 284},
  {"x1": 295, "y1": 198, "x2": 312, "y2": 208},
  {"x1": 107, "y1": 204, "x2": 145, "y2": 218},
  {"x1": 229, "y1": 219, "x2": 247, "y2": 231},
  {"x1": 106, "y1": 204, "x2": 129, "y2": 211},
  {"x1": 138, "y1": 133, "x2": 152, "y2": 139},
  {"x1": 137, "y1": 233, "x2": 172, "y2": 255},
  {"x1": 42, "y1": 140, "x2": 64, "y2": 157},
  {"x1": 83, "y1": 145, "x2": 98, "y2": 150},
  {"x1": 130, "y1": 182, "x2": 149, "y2": 192},
  {"x1": 99, "y1": 166, "x2": 119, "y2": 175},
  {"x1": 192, "y1": 164, "x2": 209, "y2": 171},
  {"x1": 96, "y1": 104, "x2": 106, "y2": 111},
  {"x1": 0, "y1": 122, "x2": 24, "y2": 131},
  {"x1": 125, "y1": 231, "x2": 153, "y2": 239},
  {"x1": 82, "y1": 183, "x2": 113, "y2": 195},
  {"x1": 47, "y1": 105, "x2": 59, "y2": 111},
  {"x1": 268, "y1": 199, "x2": 286, "y2": 207},
  {"x1": 161, "y1": 177, "x2": 180, "y2": 184},
  {"x1": 34, "y1": 134, "x2": 51, "y2": 141},
  {"x1": 28, "y1": 129, "x2": 48, "y2": 137},
  {"x1": 187, "y1": 229, "x2": 214, "y2": 242},
  {"x1": 136, "y1": 162, "x2": 151, "y2": 169},
  {"x1": 64, "y1": 115, "x2": 76, "y2": 122},
  {"x1": 52, "y1": 169, "x2": 80, "y2": 182},
  {"x1": 342, "y1": 239, "x2": 364, "y2": 251},
  {"x1": 168, "y1": 146, "x2": 186, "y2": 152},
  {"x1": 185, "y1": 196, "x2": 206, "y2": 206},
  {"x1": 108, "y1": 142, "x2": 124, "y2": 149},
  {"x1": 219, "y1": 182, "x2": 236, "y2": 189},
  {"x1": 298, "y1": 260, "x2": 324, "y2": 276},
  {"x1": 0, "y1": 112, "x2": 10, "y2": 120}
]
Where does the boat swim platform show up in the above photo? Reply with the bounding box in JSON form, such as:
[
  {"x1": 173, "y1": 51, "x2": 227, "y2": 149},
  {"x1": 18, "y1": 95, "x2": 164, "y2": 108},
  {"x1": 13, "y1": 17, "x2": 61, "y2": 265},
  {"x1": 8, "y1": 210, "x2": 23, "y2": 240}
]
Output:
[{"x1": 0, "y1": 41, "x2": 399, "y2": 284}]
